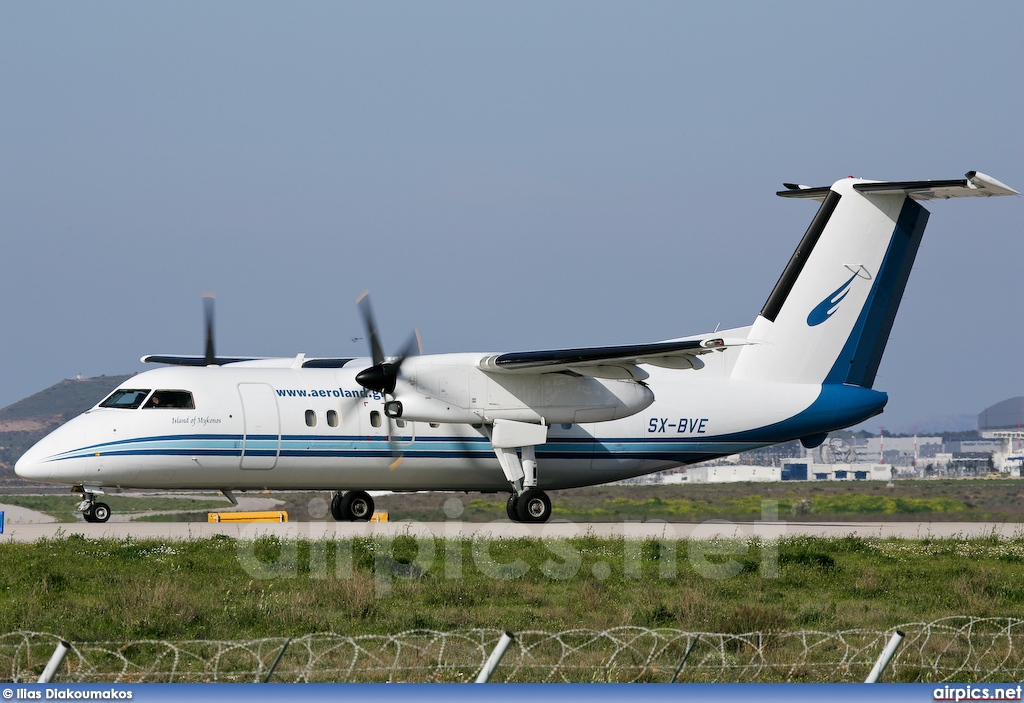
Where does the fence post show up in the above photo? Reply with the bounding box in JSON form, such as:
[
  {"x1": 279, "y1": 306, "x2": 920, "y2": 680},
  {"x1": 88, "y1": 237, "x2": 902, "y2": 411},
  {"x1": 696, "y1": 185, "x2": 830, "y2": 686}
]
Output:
[
  {"x1": 38, "y1": 641, "x2": 71, "y2": 683},
  {"x1": 475, "y1": 632, "x2": 515, "y2": 683},
  {"x1": 865, "y1": 630, "x2": 905, "y2": 683},
  {"x1": 262, "y1": 637, "x2": 292, "y2": 683},
  {"x1": 670, "y1": 636, "x2": 700, "y2": 683}
]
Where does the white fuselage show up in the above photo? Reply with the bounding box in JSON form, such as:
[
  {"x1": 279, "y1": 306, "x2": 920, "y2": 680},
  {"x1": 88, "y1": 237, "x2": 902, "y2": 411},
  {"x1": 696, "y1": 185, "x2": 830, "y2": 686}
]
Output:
[{"x1": 14, "y1": 345, "x2": 886, "y2": 492}]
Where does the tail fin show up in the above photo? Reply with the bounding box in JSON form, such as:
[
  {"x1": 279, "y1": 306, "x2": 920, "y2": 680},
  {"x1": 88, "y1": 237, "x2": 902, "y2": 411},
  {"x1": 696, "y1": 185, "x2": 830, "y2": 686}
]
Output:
[{"x1": 732, "y1": 171, "x2": 1017, "y2": 386}]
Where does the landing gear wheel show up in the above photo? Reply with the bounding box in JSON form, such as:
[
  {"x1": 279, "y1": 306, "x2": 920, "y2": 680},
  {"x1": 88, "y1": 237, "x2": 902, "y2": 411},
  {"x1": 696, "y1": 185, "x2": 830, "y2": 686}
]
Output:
[
  {"x1": 506, "y1": 494, "x2": 519, "y2": 521},
  {"x1": 341, "y1": 491, "x2": 374, "y2": 521},
  {"x1": 82, "y1": 501, "x2": 111, "y2": 523},
  {"x1": 515, "y1": 488, "x2": 551, "y2": 523},
  {"x1": 91, "y1": 503, "x2": 111, "y2": 523},
  {"x1": 330, "y1": 492, "x2": 345, "y2": 521}
]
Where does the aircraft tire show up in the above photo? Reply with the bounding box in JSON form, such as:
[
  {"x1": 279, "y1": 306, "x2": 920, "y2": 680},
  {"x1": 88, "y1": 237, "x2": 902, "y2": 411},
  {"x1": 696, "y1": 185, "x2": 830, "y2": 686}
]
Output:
[
  {"x1": 82, "y1": 506, "x2": 96, "y2": 523},
  {"x1": 330, "y1": 492, "x2": 346, "y2": 521},
  {"x1": 91, "y1": 503, "x2": 111, "y2": 523},
  {"x1": 506, "y1": 494, "x2": 519, "y2": 521},
  {"x1": 341, "y1": 491, "x2": 374, "y2": 522},
  {"x1": 515, "y1": 488, "x2": 551, "y2": 523}
]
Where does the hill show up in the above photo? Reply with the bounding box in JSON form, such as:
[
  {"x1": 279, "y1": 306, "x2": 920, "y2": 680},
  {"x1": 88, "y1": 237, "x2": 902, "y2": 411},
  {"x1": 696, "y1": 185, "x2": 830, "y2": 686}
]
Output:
[{"x1": 0, "y1": 374, "x2": 134, "y2": 479}]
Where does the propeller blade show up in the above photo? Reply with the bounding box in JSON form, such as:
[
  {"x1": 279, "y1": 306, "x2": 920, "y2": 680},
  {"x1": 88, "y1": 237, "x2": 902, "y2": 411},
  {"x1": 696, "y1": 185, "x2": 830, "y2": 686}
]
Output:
[
  {"x1": 351, "y1": 292, "x2": 419, "y2": 465},
  {"x1": 356, "y1": 290, "x2": 385, "y2": 367},
  {"x1": 386, "y1": 415, "x2": 404, "y2": 470},
  {"x1": 354, "y1": 291, "x2": 421, "y2": 395},
  {"x1": 203, "y1": 293, "x2": 216, "y2": 366},
  {"x1": 357, "y1": 328, "x2": 421, "y2": 393},
  {"x1": 394, "y1": 328, "x2": 422, "y2": 366}
]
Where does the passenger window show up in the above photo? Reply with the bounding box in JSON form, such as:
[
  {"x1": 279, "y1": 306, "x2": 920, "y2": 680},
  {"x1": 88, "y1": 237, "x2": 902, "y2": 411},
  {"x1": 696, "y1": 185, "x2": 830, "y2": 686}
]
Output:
[
  {"x1": 305, "y1": 410, "x2": 317, "y2": 427},
  {"x1": 396, "y1": 419, "x2": 406, "y2": 428},
  {"x1": 327, "y1": 410, "x2": 339, "y2": 427},
  {"x1": 143, "y1": 390, "x2": 195, "y2": 409},
  {"x1": 370, "y1": 411, "x2": 382, "y2": 428},
  {"x1": 100, "y1": 389, "x2": 151, "y2": 409},
  {"x1": 429, "y1": 422, "x2": 440, "y2": 428}
]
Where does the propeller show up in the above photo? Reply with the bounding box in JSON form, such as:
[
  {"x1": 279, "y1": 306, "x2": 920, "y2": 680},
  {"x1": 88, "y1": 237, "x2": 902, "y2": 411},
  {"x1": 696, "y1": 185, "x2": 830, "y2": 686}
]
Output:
[
  {"x1": 203, "y1": 292, "x2": 216, "y2": 366},
  {"x1": 353, "y1": 290, "x2": 422, "y2": 469}
]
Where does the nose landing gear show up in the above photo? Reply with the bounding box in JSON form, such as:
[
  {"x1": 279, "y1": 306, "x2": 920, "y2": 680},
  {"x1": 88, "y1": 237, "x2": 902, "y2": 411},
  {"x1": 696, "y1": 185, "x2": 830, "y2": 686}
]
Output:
[{"x1": 75, "y1": 489, "x2": 111, "y2": 523}]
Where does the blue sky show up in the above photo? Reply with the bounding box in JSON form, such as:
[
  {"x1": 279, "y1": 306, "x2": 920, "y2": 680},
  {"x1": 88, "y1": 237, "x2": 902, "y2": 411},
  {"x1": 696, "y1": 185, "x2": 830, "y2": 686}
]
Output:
[{"x1": 1, "y1": 2, "x2": 1020, "y2": 432}]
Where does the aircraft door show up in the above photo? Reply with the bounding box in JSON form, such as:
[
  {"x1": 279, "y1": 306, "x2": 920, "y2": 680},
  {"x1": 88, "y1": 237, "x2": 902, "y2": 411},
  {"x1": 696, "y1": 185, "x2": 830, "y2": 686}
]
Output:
[
  {"x1": 590, "y1": 416, "x2": 642, "y2": 472},
  {"x1": 238, "y1": 383, "x2": 281, "y2": 470}
]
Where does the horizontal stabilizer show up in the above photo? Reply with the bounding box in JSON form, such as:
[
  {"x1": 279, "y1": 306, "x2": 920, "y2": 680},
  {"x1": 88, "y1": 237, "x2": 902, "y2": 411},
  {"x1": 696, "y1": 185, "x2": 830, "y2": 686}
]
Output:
[{"x1": 778, "y1": 171, "x2": 1018, "y2": 201}]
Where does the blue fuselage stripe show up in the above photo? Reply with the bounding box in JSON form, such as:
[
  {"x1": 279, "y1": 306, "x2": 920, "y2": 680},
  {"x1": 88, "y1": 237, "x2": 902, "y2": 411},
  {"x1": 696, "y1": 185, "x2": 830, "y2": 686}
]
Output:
[{"x1": 45, "y1": 432, "x2": 764, "y2": 464}]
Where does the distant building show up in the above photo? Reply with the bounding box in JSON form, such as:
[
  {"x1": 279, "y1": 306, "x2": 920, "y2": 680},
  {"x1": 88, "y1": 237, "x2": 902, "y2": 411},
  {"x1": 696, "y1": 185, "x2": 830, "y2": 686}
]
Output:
[
  {"x1": 854, "y1": 436, "x2": 942, "y2": 464},
  {"x1": 979, "y1": 397, "x2": 1024, "y2": 430},
  {"x1": 978, "y1": 397, "x2": 1024, "y2": 474},
  {"x1": 679, "y1": 462, "x2": 894, "y2": 484},
  {"x1": 680, "y1": 465, "x2": 781, "y2": 483},
  {"x1": 944, "y1": 438, "x2": 1004, "y2": 453}
]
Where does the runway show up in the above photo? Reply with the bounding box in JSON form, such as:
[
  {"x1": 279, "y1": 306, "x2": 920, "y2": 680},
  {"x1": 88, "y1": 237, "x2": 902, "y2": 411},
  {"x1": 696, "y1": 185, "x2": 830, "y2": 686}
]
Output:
[{"x1": 2, "y1": 519, "x2": 1022, "y2": 542}]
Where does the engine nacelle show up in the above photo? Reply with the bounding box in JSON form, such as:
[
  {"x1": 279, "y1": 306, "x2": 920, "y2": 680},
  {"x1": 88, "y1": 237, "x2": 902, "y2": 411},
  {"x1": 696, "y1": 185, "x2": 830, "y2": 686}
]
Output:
[
  {"x1": 393, "y1": 358, "x2": 655, "y2": 425},
  {"x1": 383, "y1": 391, "x2": 481, "y2": 424}
]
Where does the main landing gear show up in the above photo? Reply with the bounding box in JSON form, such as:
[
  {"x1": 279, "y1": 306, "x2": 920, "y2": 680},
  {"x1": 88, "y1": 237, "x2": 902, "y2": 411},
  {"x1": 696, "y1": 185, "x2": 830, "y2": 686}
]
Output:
[
  {"x1": 491, "y1": 420, "x2": 553, "y2": 524},
  {"x1": 330, "y1": 490, "x2": 374, "y2": 522},
  {"x1": 76, "y1": 490, "x2": 111, "y2": 523},
  {"x1": 505, "y1": 488, "x2": 552, "y2": 524}
]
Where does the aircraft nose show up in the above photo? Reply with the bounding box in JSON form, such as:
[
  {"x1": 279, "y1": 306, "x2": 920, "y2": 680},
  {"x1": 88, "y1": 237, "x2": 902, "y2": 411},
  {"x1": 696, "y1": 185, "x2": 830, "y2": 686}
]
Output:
[
  {"x1": 14, "y1": 444, "x2": 50, "y2": 481},
  {"x1": 14, "y1": 421, "x2": 88, "y2": 483}
]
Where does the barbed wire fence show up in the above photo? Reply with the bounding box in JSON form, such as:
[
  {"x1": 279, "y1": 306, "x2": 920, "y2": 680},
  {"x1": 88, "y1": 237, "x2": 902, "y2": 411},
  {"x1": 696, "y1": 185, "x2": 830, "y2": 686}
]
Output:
[{"x1": 3, "y1": 617, "x2": 1023, "y2": 683}]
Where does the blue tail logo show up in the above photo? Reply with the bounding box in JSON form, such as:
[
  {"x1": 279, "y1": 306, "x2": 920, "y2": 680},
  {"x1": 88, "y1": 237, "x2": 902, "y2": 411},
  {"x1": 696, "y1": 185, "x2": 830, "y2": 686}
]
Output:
[{"x1": 807, "y1": 271, "x2": 859, "y2": 326}]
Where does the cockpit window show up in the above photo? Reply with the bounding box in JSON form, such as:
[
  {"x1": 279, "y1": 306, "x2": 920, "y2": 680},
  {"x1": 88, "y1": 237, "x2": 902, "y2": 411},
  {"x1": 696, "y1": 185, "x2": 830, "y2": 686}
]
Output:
[
  {"x1": 100, "y1": 389, "x2": 151, "y2": 409},
  {"x1": 143, "y1": 390, "x2": 195, "y2": 409}
]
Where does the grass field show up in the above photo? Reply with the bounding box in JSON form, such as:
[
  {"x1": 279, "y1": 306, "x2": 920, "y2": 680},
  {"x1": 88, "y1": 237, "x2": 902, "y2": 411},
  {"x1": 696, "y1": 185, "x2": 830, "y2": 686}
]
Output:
[{"x1": 3, "y1": 533, "x2": 1024, "y2": 644}]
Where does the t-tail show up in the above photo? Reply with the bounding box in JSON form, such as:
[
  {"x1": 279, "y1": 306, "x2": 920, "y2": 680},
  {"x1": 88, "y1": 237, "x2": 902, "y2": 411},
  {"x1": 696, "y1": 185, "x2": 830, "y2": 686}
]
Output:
[{"x1": 731, "y1": 171, "x2": 1017, "y2": 388}]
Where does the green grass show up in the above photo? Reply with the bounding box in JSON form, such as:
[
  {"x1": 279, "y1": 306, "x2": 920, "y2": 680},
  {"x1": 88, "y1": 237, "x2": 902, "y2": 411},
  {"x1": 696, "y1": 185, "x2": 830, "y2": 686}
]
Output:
[{"x1": 2, "y1": 534, "x2": 1024, "y2": 643}]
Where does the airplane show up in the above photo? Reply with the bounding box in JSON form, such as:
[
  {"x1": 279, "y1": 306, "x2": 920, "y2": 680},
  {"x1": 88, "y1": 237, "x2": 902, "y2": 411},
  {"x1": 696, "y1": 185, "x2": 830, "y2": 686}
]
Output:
[{"x1": 15, "y1": 171, "x2": 1018, "y2": 523}]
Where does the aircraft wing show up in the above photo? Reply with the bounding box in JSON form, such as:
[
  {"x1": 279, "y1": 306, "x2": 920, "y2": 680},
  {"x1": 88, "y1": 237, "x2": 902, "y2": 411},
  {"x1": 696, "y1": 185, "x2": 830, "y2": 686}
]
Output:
[
  {"x1": 142, "y1": 354, "x2": 360, "y2": 368},
  {"x1": 478, "y1": 337, "x2": 749, "y2": 379},
  {"x1": 778, "y1": 171, "x2": 1018, "y2": 201},
  {"x1": 142, "y1": 354, "x2": 266, "y2": 366}
]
